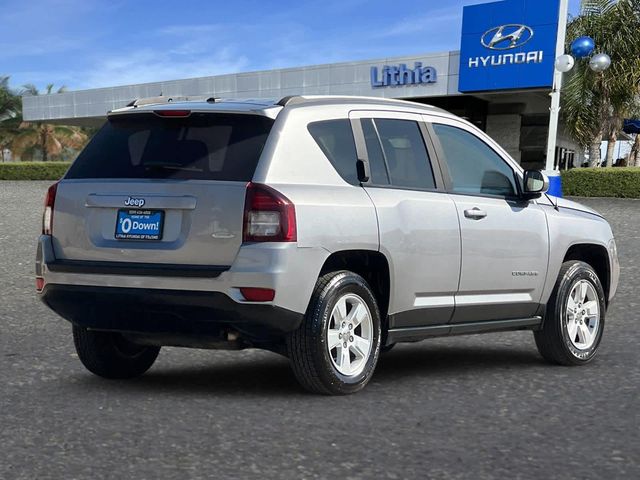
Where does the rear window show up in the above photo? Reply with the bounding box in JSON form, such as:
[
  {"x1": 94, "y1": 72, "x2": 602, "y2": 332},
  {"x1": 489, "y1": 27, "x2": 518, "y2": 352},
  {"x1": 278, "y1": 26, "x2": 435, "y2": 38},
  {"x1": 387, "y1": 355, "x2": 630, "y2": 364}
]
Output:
[
  {"x1": 66, "y1": 112, "x2": 274, "y2": 181},
  {"x1": 307, "y1": 119, "x2": 359, "y2": 185}
]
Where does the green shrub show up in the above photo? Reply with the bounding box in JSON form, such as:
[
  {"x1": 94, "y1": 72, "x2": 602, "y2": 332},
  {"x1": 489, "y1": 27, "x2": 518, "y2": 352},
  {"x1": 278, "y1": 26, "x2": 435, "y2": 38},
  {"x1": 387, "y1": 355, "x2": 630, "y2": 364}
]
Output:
[
  {"x1": 0, "y1": 162, "x2": 71, "y2": 181},
  {"x1": 561, "y1": 167, "x2": 640, "y2": 198}
]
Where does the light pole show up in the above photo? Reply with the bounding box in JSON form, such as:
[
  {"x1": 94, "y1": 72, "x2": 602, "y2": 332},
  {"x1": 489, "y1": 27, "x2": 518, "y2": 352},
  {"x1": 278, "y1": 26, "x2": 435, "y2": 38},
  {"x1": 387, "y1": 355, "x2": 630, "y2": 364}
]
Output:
[
  {"x1": 544, "y1": 2, "x2": 611, "y2": 195},
  {"x1": 545, "y1": 0, "x2": 570, "y2": 173}
]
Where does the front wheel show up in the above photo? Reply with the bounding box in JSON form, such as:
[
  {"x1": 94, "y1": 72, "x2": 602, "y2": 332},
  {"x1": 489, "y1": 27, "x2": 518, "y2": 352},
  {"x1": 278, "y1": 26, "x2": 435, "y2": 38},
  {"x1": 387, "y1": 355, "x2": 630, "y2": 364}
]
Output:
[
  {"x1": 287, "y1": 271, "x2": 381, "y2": 395},
  {"x1": 73, "y1": 325, "x2": 160, "y2": 379},
  {"x1": 534, "y1": 261, "x2": 606, "y2": 365}
]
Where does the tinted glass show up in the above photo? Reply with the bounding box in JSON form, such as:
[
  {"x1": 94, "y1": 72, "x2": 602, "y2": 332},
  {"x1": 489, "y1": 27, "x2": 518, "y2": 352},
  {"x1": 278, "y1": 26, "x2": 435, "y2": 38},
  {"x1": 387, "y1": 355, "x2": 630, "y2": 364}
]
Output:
[
  {"x1": 432, "y1": 124, "x2": 517, "y2": 197},
  {"x1": 308, "y1": 119, "x2": 359, "y2": 185},
  {"x1": 374, "y1": 119, "x2": 435, "y2": 189},
  {"x1": 66, "y1": 113, "x2": 274, "y2": 181},
  {"x1": 361, "y1": 119, "x2": 390, "y2": 185}
]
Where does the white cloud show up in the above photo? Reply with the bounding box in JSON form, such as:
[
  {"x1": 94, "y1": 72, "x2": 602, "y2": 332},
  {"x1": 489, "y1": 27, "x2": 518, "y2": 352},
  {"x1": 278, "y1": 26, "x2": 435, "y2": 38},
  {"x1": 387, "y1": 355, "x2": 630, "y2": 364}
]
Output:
[
  {"x1": 77, "y1": 47, "x2": 249, "y2": 89},
  {"x1": 376, "y1": 8, "x2": 461, "y2": 38}
]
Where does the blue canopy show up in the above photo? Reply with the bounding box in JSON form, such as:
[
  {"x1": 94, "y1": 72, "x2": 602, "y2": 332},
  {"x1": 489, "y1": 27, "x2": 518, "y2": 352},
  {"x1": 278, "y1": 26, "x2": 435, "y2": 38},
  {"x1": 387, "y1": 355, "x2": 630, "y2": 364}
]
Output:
[{"x1": 623, "y1": 119, "x2": 640, "y2": 134}]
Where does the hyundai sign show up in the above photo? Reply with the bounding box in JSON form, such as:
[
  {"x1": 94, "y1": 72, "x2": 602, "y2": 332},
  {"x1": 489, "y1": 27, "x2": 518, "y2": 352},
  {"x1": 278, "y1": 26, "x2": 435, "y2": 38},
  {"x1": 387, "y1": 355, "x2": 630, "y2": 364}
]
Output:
[{"x1": 458, "y1": 0, "x2": 560, "y2": 92}]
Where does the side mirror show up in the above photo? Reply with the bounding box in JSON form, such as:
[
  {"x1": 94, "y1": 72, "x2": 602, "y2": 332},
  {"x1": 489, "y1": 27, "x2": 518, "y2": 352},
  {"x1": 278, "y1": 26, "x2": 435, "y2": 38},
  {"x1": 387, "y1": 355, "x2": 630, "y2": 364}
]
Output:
[{"x1": 522, "y1": 170, "x2": 549, "y2": 198}]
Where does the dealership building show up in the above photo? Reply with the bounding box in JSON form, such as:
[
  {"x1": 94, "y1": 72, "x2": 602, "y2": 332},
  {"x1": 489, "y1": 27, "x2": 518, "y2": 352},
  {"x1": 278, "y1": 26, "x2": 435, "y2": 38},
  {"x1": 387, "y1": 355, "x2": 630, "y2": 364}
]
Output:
[{"x1": 22, "y1": 0, "x2": 581, "y2": 170}]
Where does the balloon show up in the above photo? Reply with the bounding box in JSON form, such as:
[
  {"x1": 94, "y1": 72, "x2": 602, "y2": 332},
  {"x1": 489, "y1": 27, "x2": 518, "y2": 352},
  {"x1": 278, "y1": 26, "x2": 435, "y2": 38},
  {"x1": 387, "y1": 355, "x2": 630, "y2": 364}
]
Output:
[
  {"x1": 571, "y1": 36, "x2": 595, "y2": 58},
  {"x1": 554, "y1": 54, "x2": 575, "y2": 72},
  {"x1": 589, "y1": 53, "x2": 611, "y2": 72}
]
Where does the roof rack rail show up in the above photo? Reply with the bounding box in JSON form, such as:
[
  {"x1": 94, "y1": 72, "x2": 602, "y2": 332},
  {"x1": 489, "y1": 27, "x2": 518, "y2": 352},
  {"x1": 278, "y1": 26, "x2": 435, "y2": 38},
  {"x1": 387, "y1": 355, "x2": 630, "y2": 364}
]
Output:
[
  {"x1": 276, "y1": 95, "x2": 305, "y2": 107},
  {"x1": 125, "y1": 95, "x2": 220, "y2": 108}
]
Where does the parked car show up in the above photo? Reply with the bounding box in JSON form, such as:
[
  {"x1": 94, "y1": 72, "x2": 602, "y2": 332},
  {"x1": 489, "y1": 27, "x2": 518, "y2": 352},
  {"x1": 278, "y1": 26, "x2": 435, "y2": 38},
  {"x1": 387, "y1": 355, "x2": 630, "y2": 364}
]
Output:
[{"x1": 36, "y1": 95, "x2": 619, "y2": 395}]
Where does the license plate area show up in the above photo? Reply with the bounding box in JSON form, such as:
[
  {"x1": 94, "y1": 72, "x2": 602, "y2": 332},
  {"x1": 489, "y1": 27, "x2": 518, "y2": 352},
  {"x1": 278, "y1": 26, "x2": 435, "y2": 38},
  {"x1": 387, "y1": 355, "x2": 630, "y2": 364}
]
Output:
[{"x1": 115, "y1": 209, "x2": 165, "y2": 241}]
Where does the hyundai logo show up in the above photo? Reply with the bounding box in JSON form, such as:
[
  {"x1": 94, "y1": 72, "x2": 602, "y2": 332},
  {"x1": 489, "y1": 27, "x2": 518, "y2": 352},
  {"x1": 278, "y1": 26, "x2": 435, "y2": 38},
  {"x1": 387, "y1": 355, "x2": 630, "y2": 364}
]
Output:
[{"x1": 481, "y1": 24, "x2": 534, "y2": 50}]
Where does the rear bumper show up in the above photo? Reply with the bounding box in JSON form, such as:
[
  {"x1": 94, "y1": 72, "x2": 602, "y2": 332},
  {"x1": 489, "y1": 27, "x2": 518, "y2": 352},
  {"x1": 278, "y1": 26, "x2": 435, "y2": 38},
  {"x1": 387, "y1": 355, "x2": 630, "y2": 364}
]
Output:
[
  {"x1": 36, "y1": 235, "x2": 330, "y2": 337},
  {"x1": 41, "y1": 284, "x2": 303, "y2": 336}
]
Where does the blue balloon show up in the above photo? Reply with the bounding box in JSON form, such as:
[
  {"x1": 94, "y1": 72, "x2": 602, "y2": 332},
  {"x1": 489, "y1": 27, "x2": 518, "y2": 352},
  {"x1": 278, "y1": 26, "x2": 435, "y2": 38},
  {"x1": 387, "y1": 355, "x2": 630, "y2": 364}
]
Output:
[{"x1": 571, "y1": 36, "x2": 595, "y2": 58}]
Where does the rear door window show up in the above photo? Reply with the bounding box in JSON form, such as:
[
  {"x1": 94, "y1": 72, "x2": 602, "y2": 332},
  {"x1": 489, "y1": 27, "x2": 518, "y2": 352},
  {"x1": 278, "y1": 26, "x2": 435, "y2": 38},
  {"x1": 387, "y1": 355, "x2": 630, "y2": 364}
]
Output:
[
  {"x1": 369, "y1": 119, "x2": 436, "y2": 190},
  {"x1": 361, "y1": 119, "x2": 390, "y2": 185},
  {"x1": 65, "y1": 113, "x2": 274, "y2": 181}
]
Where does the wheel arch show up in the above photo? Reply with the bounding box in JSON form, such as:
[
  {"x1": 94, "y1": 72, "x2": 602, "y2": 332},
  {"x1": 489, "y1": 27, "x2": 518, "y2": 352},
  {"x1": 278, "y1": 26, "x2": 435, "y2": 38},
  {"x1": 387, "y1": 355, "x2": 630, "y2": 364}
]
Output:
[
  {"x1": 563, "y1": 243, "x2": 611, "y2": 304},
  {"x1": 319, "y1": 250, "x2": 391, "y2": 323}
]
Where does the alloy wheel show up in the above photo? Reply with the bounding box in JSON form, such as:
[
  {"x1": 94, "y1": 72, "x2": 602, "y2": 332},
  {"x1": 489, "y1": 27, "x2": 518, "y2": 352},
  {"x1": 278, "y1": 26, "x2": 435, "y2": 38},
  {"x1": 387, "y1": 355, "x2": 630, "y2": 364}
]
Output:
[
  {"x1": 566, "y1": 279, "x2": 600, "y2": 350},
  {"x1": 326, "y1": 294, "x2": 374, "y2": 377}
]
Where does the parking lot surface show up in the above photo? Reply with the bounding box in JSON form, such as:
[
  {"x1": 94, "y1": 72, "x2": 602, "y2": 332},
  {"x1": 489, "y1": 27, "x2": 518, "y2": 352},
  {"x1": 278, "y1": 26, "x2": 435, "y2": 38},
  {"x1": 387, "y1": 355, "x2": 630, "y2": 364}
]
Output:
[{"x1": 1, "y1": 181, "x2": 639, "y2": 480}]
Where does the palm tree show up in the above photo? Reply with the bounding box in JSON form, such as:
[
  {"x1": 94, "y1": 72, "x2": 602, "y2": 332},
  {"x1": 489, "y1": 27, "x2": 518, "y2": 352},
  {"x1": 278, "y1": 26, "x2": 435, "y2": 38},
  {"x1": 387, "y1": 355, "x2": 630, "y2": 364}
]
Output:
[
  {"x1": 630, "y1": 134, "x2": 639, "y2": 166},
  {"x1": 0, "y1": 76, "x2": 21, "y2": 161},
  {"x1": 0, "y1": 76, "x2": 20, "y2": 122},
  {"x1": 12, "y1": 83, "x2": 88, "y2": 162},
  {"x1": 562, "y1": 0, "x2": 640, "y2": 167}
]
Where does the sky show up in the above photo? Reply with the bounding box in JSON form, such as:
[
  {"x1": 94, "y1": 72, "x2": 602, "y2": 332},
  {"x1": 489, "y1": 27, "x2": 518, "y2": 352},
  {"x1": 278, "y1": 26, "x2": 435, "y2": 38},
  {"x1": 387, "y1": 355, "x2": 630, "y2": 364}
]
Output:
[{"x1": 1, "y1": 0, "x2": 581, "y2": 92}]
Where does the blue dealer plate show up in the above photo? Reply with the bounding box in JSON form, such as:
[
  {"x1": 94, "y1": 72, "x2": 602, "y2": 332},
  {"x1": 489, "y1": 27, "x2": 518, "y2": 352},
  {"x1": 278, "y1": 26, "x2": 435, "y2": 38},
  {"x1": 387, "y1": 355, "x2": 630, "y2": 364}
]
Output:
[{"x1": 115, "y1": 209, "x2": 164, "y2": 241}]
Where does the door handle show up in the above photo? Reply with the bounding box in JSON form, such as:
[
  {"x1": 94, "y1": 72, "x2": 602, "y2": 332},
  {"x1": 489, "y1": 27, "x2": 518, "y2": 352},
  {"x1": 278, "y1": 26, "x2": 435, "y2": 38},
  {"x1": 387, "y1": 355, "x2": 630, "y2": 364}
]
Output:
[{"x1": 464, "y1": 207, "x2": 487, "y2": 220}]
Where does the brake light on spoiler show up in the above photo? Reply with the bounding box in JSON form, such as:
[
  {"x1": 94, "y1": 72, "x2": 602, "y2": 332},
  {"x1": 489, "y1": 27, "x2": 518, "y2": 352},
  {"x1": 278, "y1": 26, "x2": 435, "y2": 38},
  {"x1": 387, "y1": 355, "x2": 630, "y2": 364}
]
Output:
[{"x1": 153, "y1": 110, "x2": 192, "y2": 117}]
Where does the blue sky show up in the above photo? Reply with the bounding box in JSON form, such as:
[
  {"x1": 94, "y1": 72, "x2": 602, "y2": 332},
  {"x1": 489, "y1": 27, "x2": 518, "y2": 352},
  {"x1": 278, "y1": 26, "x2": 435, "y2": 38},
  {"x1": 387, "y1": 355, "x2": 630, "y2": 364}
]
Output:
[{"x1": 1, "y1": 0, "x2": 581, "y2": 92}]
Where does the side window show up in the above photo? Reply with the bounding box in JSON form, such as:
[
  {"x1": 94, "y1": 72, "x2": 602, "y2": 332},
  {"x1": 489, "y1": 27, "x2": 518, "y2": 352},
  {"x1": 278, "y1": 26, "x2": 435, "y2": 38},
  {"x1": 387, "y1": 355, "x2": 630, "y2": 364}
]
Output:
[
  {"x1": 361, "y1": 119, "x2": 390, "y2": 185},
  {"x1": 372, "y1": 119, "x2": 436, "y2": 189},
  {"x1": 432, "y1": 124, "x2": 518, "y2": 197},
  {"x1": 308, "y1": 119, "x2": 359, "y2": 185}
]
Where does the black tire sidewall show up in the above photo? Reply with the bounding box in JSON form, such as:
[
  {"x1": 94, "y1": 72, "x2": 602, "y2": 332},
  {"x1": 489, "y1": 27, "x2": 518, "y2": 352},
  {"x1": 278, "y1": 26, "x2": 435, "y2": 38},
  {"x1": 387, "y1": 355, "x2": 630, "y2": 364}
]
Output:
[
  {"x1": 73, "y1": 326, "x2": 160, "y2": 379},
  {"x1": 554, "y1": 262, "x2": 606, "y2": 362},
  {"x1": 312, "y1": 272, "x2": 381, "y2": 393}
]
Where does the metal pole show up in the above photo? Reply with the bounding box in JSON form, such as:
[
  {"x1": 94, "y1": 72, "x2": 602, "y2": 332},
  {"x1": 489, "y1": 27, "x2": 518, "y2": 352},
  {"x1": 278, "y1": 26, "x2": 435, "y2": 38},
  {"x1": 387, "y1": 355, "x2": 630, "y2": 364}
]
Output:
[{"x1": 545, "y1": 0, "x2": 570, "y2": 171}]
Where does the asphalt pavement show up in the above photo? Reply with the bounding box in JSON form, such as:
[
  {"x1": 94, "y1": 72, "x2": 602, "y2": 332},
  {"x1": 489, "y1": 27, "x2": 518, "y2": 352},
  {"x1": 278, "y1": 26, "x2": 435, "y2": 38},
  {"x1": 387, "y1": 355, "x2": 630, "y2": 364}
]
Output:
[{"x1": 1, "y1": 181, "x2": 639, "y2": 480}]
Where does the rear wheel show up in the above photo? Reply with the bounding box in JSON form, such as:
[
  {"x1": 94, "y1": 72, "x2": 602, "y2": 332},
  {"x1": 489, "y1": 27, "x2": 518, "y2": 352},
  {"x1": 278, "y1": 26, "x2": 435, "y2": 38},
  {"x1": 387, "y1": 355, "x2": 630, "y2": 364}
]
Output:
[
  {"x1": 287, "y1": 271, "x2": 381, "y2": 395},
  {"x1": 73, "y1": 325, "x2": 160, "y2": 379},
  {"x1": 534, "y1": 261, "x2": 606, "y2": 365}
]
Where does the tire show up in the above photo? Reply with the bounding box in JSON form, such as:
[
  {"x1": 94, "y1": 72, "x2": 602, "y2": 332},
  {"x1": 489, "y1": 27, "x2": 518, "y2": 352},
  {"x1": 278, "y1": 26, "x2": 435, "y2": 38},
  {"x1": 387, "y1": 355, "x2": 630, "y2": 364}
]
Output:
[
  {"x1": 72, "y1": 325, "x2": 160, "y2": 379},
  {"x1": 286, "y1": 270, "x2": 382, "y2": 395},
  {"x1": 534, "y1": 261, "x2": 606, "y2": 366}
]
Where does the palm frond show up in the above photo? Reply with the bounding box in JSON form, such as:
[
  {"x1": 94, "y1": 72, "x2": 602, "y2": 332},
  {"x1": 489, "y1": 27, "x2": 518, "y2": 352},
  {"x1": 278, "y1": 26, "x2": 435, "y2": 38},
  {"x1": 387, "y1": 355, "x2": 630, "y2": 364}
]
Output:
[
  {"x1": 20, "y1": 84, "x2": 38, "y2": 96},
  {"x1": 562, "y1": 0, "x2": 640, "y2": 154}
]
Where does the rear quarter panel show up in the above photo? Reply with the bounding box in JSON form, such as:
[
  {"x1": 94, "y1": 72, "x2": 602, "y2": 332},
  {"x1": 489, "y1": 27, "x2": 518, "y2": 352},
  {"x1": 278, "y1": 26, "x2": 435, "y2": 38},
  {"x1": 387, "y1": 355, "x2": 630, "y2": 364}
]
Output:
[{"x1": 253, "y1": 104, "x2": 379, "y2": 253}]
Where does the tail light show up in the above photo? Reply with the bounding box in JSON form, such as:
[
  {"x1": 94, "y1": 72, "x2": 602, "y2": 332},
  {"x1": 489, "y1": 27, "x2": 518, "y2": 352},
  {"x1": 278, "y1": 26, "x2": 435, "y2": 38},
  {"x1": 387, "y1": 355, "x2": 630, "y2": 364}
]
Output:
[
  {"x1": 243, "y1": 183, "x2": 296, "y2": 242},
  {"x1": 42, "y1": 182, "x2": 59, "y2": 235}
]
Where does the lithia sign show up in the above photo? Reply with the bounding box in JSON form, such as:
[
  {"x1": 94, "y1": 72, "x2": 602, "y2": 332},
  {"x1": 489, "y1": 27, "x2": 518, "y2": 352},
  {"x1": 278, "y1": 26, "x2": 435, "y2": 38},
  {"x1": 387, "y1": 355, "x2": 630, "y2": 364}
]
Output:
[{"x1": 370, "y1": 62, "x2": 437, "y2": 88}]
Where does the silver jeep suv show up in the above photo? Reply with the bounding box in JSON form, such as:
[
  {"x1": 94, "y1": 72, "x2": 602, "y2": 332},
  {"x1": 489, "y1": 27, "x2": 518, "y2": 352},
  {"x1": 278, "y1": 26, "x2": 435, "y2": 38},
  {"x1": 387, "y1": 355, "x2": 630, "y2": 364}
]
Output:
[{"x1": 36, "y1": 95, "x2": 619, "y2": 395}]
